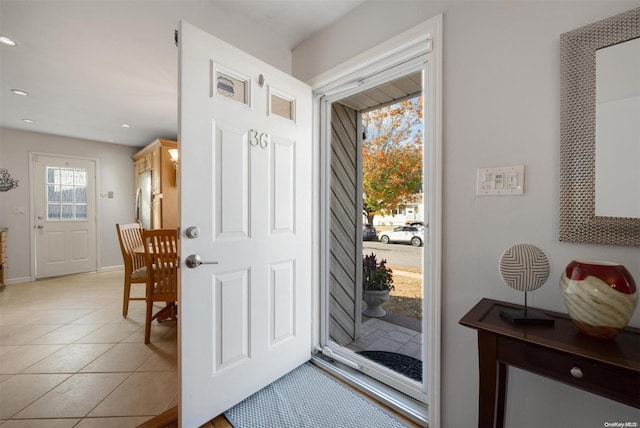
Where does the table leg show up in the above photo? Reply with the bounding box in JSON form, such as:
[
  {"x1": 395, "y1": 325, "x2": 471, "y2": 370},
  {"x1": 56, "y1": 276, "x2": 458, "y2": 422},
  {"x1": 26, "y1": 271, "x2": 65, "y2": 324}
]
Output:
[
  {"x1": 496, "y1": 361, "x2": 507, "y2": 428},
  {"x1": 477, "y1": 331, "x2": 507, "y2": 428}
]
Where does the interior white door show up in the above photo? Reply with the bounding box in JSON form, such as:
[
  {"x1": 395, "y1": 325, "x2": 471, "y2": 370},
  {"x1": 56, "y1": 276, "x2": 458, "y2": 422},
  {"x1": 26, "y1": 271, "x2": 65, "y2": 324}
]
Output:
[
  {"x1": 179, "y1": 21, "x2": 313, "y2": 427},
  {"x1": 32, "y1": 154, "x2": 97, "y2": 278}
]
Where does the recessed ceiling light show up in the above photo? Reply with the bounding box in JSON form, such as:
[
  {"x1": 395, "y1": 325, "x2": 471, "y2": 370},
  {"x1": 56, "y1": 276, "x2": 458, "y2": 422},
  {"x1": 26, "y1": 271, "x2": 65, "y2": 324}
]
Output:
[
  {"x1": 22, "y1": 118, "x2": 35, "y2": 124},
  {"x1": 0, "y1": 36, "x2": 17, "y2": 47},
  {"x1": 11, "y1": 89, "x2": 29, "y2": 96},
  {"x1": 121, "y1": 124, "x2": 131, "y2": 128}
]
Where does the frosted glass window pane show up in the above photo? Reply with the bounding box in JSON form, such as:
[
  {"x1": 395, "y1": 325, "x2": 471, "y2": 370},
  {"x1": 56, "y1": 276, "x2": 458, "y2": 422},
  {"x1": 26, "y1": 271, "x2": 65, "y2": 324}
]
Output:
[
  {"x1": 47, "y1": 167, "x2": 58, "y2": 184},
  {"x1": 61, "y1": 186, "x2": 73, "y2": 202},
  {"x1": 60, "y1": 169, "x2": 74, "y2": 185},
  {"x1": 75, "y1": 187, "x2": 86, "y2": 203},
  {"x1": 48, "y1": 185, "x2": 60, "y2": 202},
  {"x1": 75, "y1": 170, "x2": 86, "y2": 186},
  {"x1": 48, "y1": 204, "x2": 60, "y2": 219},
  {"x1": 75, "y1": 204, "x2": 87, "y2": 219},
  {"x1": 61, "y1": 204, "x2": 73, "y2": 219}
]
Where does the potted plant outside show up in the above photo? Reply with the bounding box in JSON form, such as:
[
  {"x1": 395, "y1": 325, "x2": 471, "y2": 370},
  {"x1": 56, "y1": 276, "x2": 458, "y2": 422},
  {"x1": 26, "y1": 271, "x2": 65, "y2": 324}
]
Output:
[{"x1": 362, "y1": 252, "x2": 394, "y2": 317}]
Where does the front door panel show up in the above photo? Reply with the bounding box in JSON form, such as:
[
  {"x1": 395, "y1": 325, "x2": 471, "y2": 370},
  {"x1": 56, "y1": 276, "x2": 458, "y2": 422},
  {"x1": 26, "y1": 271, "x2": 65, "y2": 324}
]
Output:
[{"x1": 179, "y1": 21, "x2": 312, "y2": 427}]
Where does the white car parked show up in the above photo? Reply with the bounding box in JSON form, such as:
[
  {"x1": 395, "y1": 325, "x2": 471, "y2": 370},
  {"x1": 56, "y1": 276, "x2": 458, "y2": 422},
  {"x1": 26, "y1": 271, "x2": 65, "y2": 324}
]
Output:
[{"x1": 378, "y1": 226, "x2": 423, "y2": 247}]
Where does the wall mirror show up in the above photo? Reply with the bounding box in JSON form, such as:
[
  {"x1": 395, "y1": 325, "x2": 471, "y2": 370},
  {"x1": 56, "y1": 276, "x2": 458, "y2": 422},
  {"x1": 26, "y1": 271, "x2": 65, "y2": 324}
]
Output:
[{"x1": 560, "y1": 7, "x2": 640, "y2": 246}]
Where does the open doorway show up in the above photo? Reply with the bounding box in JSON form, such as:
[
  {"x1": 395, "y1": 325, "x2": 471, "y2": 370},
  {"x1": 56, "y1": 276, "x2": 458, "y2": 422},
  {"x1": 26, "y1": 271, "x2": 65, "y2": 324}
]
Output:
[
  {"x1": 320, "y1": 66, "x2": 429, "y2": 404},
  {"x1": 352, "y1": 86, "x2": 424, "y2": 375}
]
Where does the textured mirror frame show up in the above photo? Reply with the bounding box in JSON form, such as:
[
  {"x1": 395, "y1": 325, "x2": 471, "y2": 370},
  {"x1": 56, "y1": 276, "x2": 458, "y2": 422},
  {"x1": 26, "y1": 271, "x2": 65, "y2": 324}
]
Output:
[{"x1": 560, "y1": 8, "x2": 640, "y2": 246}]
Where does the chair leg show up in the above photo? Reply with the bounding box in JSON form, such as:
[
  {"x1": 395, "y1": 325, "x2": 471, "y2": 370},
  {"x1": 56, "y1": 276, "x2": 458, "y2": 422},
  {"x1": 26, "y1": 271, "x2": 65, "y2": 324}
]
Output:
[
  {"x1": 144, "y1": 299, "x2": 153, "y2": 344},
  {"x1": 123, "y1": 277, "x2": 131, "y2": 317}
]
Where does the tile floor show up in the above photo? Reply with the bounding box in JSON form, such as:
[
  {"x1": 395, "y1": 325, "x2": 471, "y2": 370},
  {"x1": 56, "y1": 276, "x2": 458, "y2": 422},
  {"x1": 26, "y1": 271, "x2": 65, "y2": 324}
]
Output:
[
  {"x1": 0, "y1": 270, "x2": 420, "y2": 427},
  {"x1": 0, "y1": 271, "x2": 177, "y2": 427},
  {"x1": 346, "y1": 318, "x2": 422, "y2": 360}
]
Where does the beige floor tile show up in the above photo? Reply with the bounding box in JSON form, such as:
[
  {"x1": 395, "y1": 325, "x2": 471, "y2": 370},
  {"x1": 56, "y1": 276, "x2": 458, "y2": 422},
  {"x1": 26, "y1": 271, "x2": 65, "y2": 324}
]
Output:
[
  {"x1": 121, "y1": 320, "x2": 176, "y2": 344},
  {"x1": 28, "y1": 324, "x2": 102, "y2": 345},
  {"x1": 0, "y1": 344, "x2": 64, "y2": 374},
  {"x1": 0, "y1": 373, "x2": 70, "y2": 419},
  {"x1": 70, "y1": 309, "x2": 123, "y2": 325},
  {"x1": 80, "y1": 343, "x2": 155, "y2": 373},
  {"x1": 88, "y1": 371, "x2": 177, "y2": 417},
  {"x1": 73, "y1": 323, "x2": 139, "y2": 344},
  {"x1": 14, "y1": 372, "x2": 129, "y2": 419},
  {"x1": 73, "y1": 416, "x2": 150, "y2": 428},
  {"x1": 0, "y1": 324, "x2": 62, "y2": 345},
  {"x1": 0, "y1": 346, "x2": 20, "y2": 357},
  {"x1": 22, "y1": 344, "x2": 114, "y2": 374},
  {"x1": 137, "y1": 341, "x2": 177, "y2": 372},
  {"x1": 29, "y1": 309, "x2": 94, "y2": 325},
  {"x1": 163, "y1": 391, "x2": 179, "y2": 412},
  {"x1": 0, "y1": 313, "x2": 37, "y2": 327},
  {"x1": 0, "y1": 419, "x2": 80, "y2": 428}
]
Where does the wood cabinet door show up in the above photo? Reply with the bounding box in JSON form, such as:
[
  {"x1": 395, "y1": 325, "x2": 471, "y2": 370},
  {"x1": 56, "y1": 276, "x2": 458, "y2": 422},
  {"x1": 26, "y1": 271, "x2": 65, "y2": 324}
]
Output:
[
  {"x1": 151, "y1": 147, "x2": 161, "y2": 195},
  {"x1": 152, "y1": 196, "x2": 162, "y2": 228}
]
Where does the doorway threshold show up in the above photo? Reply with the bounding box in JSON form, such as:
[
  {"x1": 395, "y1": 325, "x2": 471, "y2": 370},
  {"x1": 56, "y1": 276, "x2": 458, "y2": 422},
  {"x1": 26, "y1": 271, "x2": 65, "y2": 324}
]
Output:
[{"x1": 311, "y1": 353, "x2": 428, "y2": 427}]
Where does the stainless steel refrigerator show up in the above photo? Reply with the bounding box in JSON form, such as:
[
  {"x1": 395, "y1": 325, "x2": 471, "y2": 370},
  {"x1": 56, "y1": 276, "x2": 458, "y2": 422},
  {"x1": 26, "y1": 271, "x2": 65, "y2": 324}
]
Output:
[{"x1": 136, "y1": 170, "x2": 152, "y2": 229}]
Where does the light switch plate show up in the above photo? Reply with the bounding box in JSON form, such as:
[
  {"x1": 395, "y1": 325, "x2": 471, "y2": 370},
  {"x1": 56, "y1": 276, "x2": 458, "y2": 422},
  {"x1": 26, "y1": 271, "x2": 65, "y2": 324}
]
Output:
[{"x1": 477, "y1": 165, "x2": 524, "y2": 196}]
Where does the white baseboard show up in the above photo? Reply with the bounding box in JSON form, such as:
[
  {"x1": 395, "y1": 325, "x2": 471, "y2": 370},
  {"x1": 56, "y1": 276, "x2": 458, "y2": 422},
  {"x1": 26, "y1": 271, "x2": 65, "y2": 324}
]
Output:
[
  {"x1": 100, "y1": 265, "x2": 124, "y2": 272},
  {"x1": 4, "y1": 277, "x2": 33, "y2": 285},
  {"x1": 2, "y1": 267, "x2": 124, "y2": 286}
]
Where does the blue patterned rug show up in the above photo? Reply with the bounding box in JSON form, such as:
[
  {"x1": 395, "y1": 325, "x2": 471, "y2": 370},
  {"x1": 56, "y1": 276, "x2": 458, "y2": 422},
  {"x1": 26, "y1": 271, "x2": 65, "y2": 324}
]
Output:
[{"x1": 224, "y1": 362, "x2": 409, "y2": 428}]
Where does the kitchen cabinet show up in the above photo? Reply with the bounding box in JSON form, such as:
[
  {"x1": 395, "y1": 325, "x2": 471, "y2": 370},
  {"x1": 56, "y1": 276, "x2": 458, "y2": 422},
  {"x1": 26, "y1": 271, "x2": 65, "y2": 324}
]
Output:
[{"x1": 133, "y1": 139, "x2": 178, "y2": 229}]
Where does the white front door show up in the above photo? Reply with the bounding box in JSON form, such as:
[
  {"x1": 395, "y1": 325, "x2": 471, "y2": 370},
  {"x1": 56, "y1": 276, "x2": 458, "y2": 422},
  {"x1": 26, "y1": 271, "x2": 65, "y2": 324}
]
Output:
[
  {"x1": 32, "y1": 154, "x2": 97, "y2": 279},
  {"x1": 178, "y1": 21, "x2": 313, "y2": 427}
]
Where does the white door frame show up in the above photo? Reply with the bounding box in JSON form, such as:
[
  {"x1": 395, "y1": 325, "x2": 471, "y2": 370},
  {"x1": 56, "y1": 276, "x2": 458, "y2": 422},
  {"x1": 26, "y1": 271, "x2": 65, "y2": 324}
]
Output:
[
  {"x1": 29, "y1": 152, "x2": 101, "y2": 280},
  {"x1": 311, "y1": 15, "x2": 443, "y2": 427}
]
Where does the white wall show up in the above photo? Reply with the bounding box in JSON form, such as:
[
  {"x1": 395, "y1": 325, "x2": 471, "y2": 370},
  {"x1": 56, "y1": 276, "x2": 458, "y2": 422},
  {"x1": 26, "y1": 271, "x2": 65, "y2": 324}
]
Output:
[
  {"x1": 0, "y1": 128, "x2": 139, "y2": 281},
  {"x1": 294, "y1": 2, "x2": 640, "y2": 427}
]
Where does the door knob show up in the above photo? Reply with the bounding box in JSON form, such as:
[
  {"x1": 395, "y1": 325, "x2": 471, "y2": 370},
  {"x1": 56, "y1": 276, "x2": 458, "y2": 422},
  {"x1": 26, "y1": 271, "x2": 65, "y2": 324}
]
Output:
[
  {"x1": 37, "y1": 225, "x2": 44, "y2": 229},
  {"x1": 185, "y1": 254, "x2": 218, "y2": 269}
]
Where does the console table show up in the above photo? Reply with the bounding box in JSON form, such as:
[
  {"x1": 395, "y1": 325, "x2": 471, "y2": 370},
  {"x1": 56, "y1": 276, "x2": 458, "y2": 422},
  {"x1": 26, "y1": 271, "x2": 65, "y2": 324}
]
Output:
[{"x1": 459, "y1": 298, "x2": 639, "y2": 428}]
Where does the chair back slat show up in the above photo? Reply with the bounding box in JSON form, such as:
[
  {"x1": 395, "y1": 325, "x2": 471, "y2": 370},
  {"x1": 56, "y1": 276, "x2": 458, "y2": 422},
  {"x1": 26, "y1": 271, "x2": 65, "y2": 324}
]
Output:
[
  {"x1": 116, "y1": 222, "x2": 145, "y2": 271},
  {"x1": 143, "y1": 229, "x2": 179, "y2": 299}
]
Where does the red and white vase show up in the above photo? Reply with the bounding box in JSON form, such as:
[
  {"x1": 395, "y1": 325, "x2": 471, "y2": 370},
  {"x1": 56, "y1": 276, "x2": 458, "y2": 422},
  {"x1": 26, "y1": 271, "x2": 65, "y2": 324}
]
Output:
[{"x1": 560, "y1": 260, "x2": 637, "y2": 339}]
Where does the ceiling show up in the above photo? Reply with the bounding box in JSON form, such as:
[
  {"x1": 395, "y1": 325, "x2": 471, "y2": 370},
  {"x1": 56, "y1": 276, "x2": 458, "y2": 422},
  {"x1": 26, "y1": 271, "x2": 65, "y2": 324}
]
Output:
[{"x1": 0, "y1": 0, "x2": 365, "y2": 148}]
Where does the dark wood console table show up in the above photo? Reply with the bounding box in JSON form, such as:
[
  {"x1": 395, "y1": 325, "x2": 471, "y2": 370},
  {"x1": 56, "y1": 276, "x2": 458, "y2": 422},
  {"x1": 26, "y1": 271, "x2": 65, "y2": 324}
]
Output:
[{"x1": 459, "y1": 298, "x2": 639, "y2": 428}]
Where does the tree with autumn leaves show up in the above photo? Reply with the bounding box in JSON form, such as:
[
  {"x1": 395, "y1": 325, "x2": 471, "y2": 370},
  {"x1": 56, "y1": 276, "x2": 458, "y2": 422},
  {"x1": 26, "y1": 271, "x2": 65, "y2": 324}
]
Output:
[{"x1": 362, "y1": 97, "x2": 423, "y2": 225}]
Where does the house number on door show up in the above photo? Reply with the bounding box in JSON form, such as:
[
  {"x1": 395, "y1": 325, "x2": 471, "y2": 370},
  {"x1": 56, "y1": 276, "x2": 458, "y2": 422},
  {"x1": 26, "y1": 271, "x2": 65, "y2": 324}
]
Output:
[{"x1": 249, "y1": 129, "x2": 270, "y2": 149}]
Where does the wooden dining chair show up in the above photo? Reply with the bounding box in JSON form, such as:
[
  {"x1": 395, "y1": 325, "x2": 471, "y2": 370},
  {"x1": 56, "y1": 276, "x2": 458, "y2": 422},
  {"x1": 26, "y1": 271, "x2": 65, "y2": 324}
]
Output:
[
  {"x1": 116, "y1": 222, "x2": 147, "y2": 317},
  {"x1": 142, "y1": 228, "x2": 179, "y2": 344}
]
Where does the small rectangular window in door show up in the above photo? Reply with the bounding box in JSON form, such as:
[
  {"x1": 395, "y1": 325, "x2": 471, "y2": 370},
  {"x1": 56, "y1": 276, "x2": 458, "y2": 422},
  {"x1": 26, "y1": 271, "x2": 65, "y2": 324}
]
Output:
[
  {"x1": 46, "y1": 167, "x2": 87, "y2": 221},
  {"x1": 269, "y1": 88, "x2": 295, "y2": 122},
  {"x1": 213, "y1": 63, "x2": 250, "y2": 106}
]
